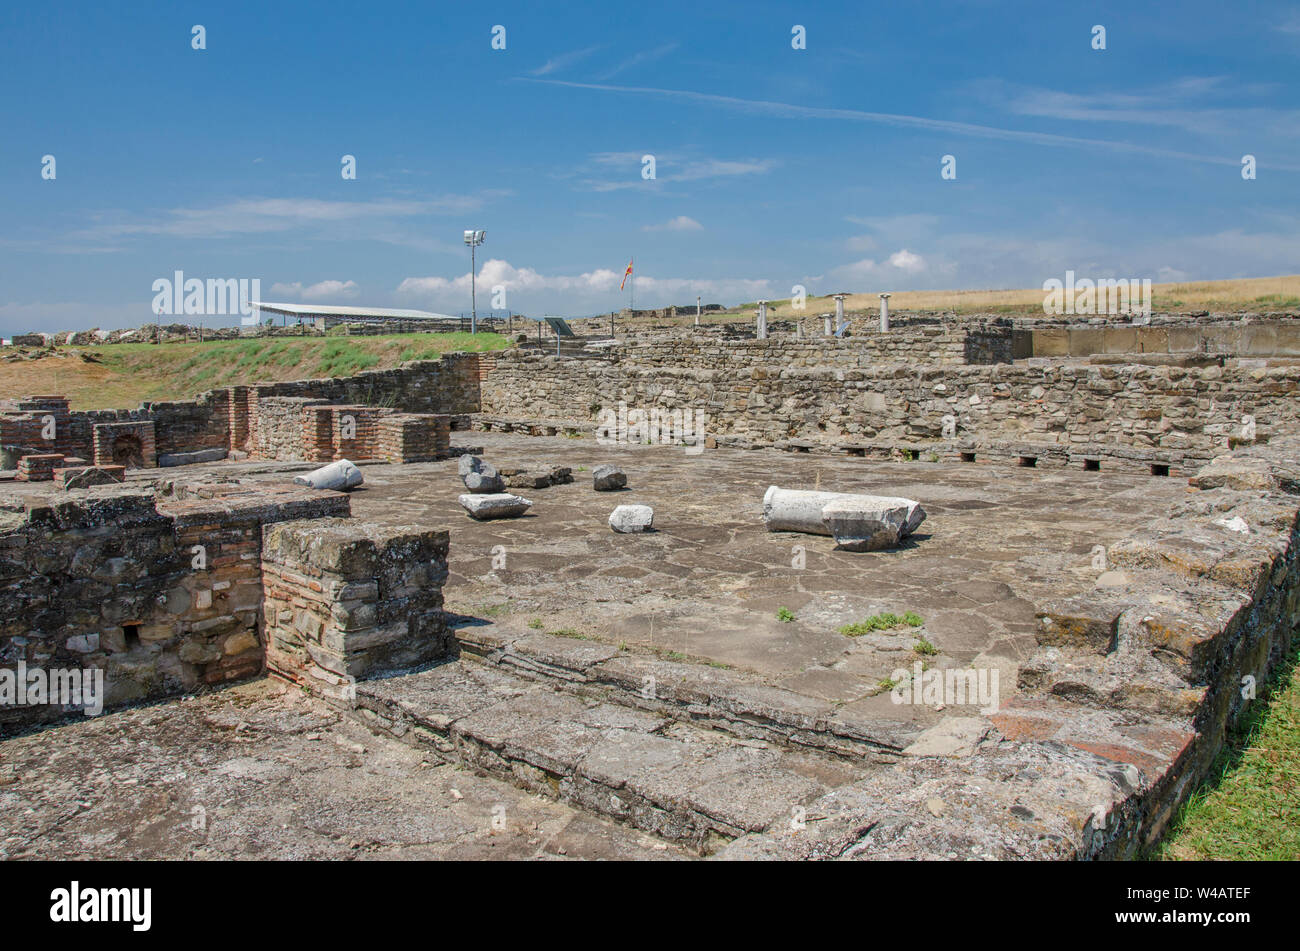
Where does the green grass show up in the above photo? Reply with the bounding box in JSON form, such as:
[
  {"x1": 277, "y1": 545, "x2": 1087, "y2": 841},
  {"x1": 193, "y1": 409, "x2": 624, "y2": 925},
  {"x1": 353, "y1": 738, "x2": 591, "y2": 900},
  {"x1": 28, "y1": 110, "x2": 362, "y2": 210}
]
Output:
[
  {"x1": 4, "y1": 332, "x2": 510, "y2": 410},
  {"x1": 1155, "y1": 643, "x2": 1300, "y2": 860},
  {"x1": 913, "y1": 637, "x2": 939, "y2": 656},
  {"x1": 839, "y1": 611, "x2": 924, "y2": 636},
  {"x1": 776, "y1": 606, "x2": 796, "y2": 623}
]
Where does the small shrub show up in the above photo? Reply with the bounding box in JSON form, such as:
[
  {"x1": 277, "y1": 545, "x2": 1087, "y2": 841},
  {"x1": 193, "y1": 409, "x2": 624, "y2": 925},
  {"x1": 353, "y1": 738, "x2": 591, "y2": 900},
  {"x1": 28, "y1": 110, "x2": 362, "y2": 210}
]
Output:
[{"x1": 776, "y1": 606, "x2": 796, "y2": 623}]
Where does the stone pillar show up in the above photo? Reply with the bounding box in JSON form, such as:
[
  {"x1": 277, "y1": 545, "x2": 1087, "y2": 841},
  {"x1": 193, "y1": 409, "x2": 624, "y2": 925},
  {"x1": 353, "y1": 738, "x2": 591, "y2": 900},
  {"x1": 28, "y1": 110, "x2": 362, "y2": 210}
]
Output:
[
  {"x1": 696, "y1": 296, "x2": 701, "y2": 327},
  {"x1": 756, "y1": 300, "x2": 768, "y2": 339},
  {"x1": 823, "y1": 313, "x2": 833, "y2": 336},
  {"x1": 879, "y1": 293, "x2": 892, "y2": 332},
  {"x1": 834, "y1": 294, "x2": 847, "y2": 333}
]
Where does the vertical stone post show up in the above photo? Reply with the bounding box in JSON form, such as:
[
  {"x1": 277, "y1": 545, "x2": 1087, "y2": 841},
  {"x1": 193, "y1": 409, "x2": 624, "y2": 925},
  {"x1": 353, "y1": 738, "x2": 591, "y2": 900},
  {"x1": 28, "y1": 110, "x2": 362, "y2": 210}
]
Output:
[
  {"x1": 756, "y1": 300, "x2": 768, "y2": 339},
  {"x1": 879, "y1": 293, "x2": 892, "y2": 332},
  {"x1": 823, "y1": 313, "x2": 833, "y2": 336},
  {"x1": 834, "y1": 294, "x2": 846, "y2": 333}
]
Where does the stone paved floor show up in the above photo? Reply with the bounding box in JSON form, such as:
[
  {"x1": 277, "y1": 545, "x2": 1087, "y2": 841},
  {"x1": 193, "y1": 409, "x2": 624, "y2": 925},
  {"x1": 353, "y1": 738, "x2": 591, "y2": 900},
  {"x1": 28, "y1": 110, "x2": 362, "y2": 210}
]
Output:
[
  {"x1": 0, "y1": 678, "x2": 689, "y2": 860},
  {"x1": 231, "y1": 434, "x2": 1190, "y2": 722}
]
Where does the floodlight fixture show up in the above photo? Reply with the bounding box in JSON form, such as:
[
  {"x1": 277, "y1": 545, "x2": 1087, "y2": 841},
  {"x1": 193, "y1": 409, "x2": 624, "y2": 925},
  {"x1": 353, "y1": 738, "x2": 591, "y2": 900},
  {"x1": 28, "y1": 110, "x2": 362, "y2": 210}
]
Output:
[{"x1": 463, "y1": 229, "x2": 487, "y2": 331}]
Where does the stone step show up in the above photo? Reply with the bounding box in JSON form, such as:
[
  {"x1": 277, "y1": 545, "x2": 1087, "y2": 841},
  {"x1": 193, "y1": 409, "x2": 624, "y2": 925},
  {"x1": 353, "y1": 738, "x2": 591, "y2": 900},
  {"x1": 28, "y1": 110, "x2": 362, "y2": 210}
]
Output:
[
  {"x1": 350, "y1": 660, "x2": 876, "y2": 853},
  {"x1": 454, "y1": 629, "x2": 927, "y2": 762}
]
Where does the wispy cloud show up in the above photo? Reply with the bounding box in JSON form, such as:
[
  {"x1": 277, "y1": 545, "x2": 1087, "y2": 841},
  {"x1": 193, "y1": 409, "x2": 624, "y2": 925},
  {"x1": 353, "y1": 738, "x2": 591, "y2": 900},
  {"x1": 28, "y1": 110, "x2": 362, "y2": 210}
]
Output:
[
  {"x1": 972, "y1": 77, "x2": 1300, "y2": 139},
  {"x1": 643, "y1": 215, "x2": 703, "y2": 232},
  {"x1": 595, "y1": 43, "x2": 679, "y2": 80},
  {"x1": 575, "y1": 150, "x2": 777, "y2": 192},
  {"x1": 1276, "y1": 12, "x2": 1300, "y2": 34},
  {"x1": 71, "y1": 195, "x2": 488, "y2": 241},
  {"x1": 531, "y1": 45, "x2": 602, "y2": 76},
  {"x1": 524, "y1": 77, "x2": 1300, "y2": 171}
]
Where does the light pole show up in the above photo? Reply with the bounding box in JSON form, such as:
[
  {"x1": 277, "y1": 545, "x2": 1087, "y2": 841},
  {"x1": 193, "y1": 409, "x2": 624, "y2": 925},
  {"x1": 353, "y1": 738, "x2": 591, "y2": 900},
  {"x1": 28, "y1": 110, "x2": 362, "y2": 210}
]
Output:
[{"x1": 463, "y1": 229, "x2": 486, "y2": 333}]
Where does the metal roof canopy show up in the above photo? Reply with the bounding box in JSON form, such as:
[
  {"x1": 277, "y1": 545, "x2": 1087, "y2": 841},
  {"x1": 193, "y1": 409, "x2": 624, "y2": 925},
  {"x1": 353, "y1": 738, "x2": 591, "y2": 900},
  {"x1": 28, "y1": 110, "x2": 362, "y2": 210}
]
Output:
[{"x1": 250, "y1": 302, "x2": 462, "y2": 322}]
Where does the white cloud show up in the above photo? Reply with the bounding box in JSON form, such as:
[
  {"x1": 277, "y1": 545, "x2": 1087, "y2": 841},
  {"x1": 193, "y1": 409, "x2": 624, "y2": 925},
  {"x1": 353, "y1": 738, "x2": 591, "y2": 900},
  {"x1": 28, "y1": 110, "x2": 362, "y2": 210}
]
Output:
[
  {"x1": 269, "y1": 280, "x2": 360, "y2": 301},
  {"x1": 396, "y1": 258, "x2": 773, "y2": 314},
  {"x1": 888, "y1": 249, "x2": 926, "y2": 272},
  {"x1": 644, "y1": 215, "x2": 703, "y2": 232}
]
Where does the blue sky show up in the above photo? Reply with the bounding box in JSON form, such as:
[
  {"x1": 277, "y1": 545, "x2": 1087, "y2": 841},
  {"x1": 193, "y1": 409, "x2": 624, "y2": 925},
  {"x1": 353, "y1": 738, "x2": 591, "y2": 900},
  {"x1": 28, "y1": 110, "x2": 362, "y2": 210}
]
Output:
[{"x1": 2, "y1": 0, "x2": 1298, "y2": 334}]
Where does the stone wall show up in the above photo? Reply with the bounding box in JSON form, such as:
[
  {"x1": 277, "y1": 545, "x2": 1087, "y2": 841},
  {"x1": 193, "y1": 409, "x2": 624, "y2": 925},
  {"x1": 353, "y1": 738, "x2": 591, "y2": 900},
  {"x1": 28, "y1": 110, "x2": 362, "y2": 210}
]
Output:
[
  {"x1": 995, "y1": 437, "x2": 1300, "y2": 855},
  {"x1": 0, "y1": 483, "x2": 349, "y2": 731},
  {"x1": 0, "y1": 352, "x2": 479, "y2": 469},
  {"x1": 479, "y1": 347, "x2": 1300, "y2": 467},
  {"x1": 1024, "y1": 317, "x2": 1300, "y2": 359},
  {"x1": 261, "y1": 519, "x2": 453, "y2": 695}
]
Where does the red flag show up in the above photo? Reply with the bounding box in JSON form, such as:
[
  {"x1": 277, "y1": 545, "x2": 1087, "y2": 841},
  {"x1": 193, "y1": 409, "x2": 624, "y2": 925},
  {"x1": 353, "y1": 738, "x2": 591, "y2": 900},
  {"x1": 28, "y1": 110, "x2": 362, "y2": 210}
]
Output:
[{"x1": 619, "y1": 259, "x2": 633, "y2": 291}]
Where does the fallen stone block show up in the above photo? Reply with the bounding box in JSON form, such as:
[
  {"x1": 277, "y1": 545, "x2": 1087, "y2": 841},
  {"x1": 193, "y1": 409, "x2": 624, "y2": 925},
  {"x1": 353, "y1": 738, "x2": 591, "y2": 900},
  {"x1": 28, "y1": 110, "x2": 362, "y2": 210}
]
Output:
[
  {"x1": 763, "y1": 486, "x2": 925, "y2": 540},
  {"x1": 459, "y1": 454, "x2": 505, "y2": 493},
  {"x1": 56, "y1": 465, "x2": 127, "y2": 490},
  {"x1": 464, "y1": 469, "x2": 505, "y2": 493},
  {"x1": 592, "y1": 464, "x2": 627, "y2": 491},
  {"x1": 821, "y1": 497, "x2": 913, "y2": 551},
  {"x1": 158, "y1": 447, "x2": 228, "y2": 467},
  {"x1": 609, "y1": 504, "x2": 654, "y2": 533},
  {"x1": 501, "y1": 464, "x2": 573, "y2": 489},
  {"x1": 459, "y1": 492, "x2": 533, "y2": 520},
  {"x1": 294, "y1": 459, "x2": 363, "y2": 491}
]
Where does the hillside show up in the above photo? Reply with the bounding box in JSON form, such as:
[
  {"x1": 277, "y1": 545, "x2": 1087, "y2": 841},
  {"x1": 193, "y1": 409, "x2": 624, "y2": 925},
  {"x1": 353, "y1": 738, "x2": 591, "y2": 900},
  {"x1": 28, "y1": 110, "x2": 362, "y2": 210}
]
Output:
[{"x1": 0, "y1": 332, "x2": 509, "y2": 411}]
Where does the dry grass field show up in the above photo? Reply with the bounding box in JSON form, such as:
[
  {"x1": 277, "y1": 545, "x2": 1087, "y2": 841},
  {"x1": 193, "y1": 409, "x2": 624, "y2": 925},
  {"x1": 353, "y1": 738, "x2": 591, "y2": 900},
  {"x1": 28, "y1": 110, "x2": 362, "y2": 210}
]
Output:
[{"x1": 717, "y1": 274, "x2": 1300, "y2": 320}]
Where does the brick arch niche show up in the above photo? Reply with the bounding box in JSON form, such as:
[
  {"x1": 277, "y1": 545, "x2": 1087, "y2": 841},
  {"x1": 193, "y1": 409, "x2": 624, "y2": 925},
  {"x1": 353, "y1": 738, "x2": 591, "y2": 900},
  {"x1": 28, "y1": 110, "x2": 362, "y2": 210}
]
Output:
[{"x1": 92, "y1": 421, "x2": 157, "y2": 469}]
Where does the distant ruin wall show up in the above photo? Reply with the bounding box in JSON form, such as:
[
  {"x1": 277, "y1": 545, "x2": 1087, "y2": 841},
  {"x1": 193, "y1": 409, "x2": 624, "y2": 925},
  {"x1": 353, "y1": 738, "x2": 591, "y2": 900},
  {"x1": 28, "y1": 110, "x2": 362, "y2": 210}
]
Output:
[
  {"x1": 480, "y1": 347, "x2": 1300, "y2": 463},
  {"x1": 614, "y1": 325, "x2": 1013, "y2": 366},
  {"x1": 1027, "y1": 320, "x2": 1300, "y2": 359},
  {"x1": 0, "y1": 352, "x2": 479, "y2": 468}
]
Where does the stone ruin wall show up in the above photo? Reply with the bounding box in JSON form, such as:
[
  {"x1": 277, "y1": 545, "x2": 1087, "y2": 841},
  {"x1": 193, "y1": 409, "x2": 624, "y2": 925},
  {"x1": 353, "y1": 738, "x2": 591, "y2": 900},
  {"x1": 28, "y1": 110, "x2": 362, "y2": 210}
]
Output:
[
  {"x1": 996, "y1": 440, "x2": 1300, "y2": 855},
  {"x1": 0, "y1": 352, "x2": 480, "y2": 474},
  {"x1": 0, "y1": 483, "x2": 453, "y2": 732},
  {"x1": 479, "y1": 344, "x2": 1300, "y2": 471},
  {"x1": 262, "y1": 519, "x2": 452, "y2": 695}
]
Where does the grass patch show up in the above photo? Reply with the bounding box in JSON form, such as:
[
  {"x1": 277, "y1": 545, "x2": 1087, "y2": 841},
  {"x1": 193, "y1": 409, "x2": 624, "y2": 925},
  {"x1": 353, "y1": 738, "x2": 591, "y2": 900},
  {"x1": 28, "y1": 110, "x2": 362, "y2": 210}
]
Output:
[
  {"x1": 1155, "y1": 643, "x2": 1300, "y2": 860},
  {"x1": 839, "y1": 611, "x2": 923, "y2": 636},
  {"x1": 913, "y1": 637, "x2": 939, "y2": 656},
  {"x1": 776, "y1": 606, "x2": 796, "y2": 623}
]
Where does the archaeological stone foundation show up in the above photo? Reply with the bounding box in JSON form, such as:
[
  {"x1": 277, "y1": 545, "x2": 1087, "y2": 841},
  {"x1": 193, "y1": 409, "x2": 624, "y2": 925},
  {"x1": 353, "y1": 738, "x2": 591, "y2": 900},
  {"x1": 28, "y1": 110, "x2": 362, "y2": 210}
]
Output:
[{"x1": 2, "y1": 311, "x2": 1298, "y2": 859}]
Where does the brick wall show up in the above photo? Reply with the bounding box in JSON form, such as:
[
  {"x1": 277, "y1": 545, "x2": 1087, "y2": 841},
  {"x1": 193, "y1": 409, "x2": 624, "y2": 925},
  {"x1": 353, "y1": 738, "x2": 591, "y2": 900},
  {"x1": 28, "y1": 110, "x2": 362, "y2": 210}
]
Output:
[{"x1": 261, "y1": 518, "x2": 452, "y2": 695}]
